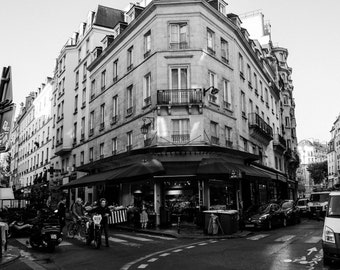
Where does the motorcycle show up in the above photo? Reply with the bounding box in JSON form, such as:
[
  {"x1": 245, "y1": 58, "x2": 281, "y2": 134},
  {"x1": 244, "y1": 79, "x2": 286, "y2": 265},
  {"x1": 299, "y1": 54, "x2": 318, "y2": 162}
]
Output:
[
  {"x1": 85, "y1": 211, "x2": 102, "y2": 249},
  {"x1": 29, "y1": 208, "x2": 63, "y2": 252}
]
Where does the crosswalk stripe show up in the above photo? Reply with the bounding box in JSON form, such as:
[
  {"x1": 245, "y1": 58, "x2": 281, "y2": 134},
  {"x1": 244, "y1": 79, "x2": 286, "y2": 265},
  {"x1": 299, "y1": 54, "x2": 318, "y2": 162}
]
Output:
[
  {"x1": 304, "y1": 236, "x2": 321, "y2": 243},
  {"x1": 113, "y1": 234, "x2": 154, "y2": 242},
  {"x1": 136, "y1": 233, "x2": 175, "y2": 240},
  {"x1": 147, "y1": 258, "x2": 158, "y2": 262},
  {"x1": 160, "y1": 253, "x2": 170, "y2": 257},
  {"x1": 173, "y1": 249, "x2": 183, "y2": 253},
  {"x1": 107, "y1": 236, "x2": 140, "y2": 247},
  {"x1": 138, "y1": 264, "x2": 148, "y2": 269},
  {"x1": 275, "y1": 235, "x2": 295, "y2": 242},
  {"x1": 247, "y1": 234, "x2": 269, "y2": 241}
]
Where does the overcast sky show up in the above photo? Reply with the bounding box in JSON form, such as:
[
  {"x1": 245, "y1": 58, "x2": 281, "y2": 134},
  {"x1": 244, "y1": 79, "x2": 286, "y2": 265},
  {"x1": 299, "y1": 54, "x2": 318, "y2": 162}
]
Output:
[{"x1": 1, "y1": 0, "x2": 339, "y2": 143}]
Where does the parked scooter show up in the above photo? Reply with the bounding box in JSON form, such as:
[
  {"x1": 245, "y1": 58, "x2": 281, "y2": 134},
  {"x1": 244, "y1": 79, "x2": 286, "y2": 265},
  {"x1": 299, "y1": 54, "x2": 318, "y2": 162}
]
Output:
[
  {"x1": 85, "y1": 208, "x2": 102, "y2": 249},
  {"x1": 29, "y1": 208, "x2": 63, "y2": 252}
]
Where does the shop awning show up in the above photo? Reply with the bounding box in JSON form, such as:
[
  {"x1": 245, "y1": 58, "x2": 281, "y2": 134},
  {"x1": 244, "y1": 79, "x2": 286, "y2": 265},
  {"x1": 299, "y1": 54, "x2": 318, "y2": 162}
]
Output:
[
  {"x1": 197, "y1": 158, "x2": 271, "y2": 179},
  {"x1": 277, "y1": 173, "x2": 287, "y2": 183},
  {"x1": 163, "y1": 162, "x2": 199, "y2": 176},
  {"x1": 61, "y1": 159, "x2": 164, "y2": 188}
]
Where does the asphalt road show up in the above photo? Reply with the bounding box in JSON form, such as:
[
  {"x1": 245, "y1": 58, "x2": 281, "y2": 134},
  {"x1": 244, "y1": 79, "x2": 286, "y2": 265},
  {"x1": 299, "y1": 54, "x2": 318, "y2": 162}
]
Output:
[{"x1": 3, "y1": 219, "x2": 340, "y2": 270}]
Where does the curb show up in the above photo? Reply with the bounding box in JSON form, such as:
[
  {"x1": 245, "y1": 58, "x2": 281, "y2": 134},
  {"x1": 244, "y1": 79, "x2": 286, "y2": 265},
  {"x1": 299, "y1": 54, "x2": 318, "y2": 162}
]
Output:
[
  {"x1": 112, "y1": 226, "x2": 253, "y2": 240},
  {"x1": 0, "y1": 246, "x2": 21, "y2": 267}
]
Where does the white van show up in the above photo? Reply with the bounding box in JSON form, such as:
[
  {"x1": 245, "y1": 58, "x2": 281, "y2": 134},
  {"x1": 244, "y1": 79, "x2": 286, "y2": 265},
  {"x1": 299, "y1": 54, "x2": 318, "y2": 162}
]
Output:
[
  {"x1": 307, "y1": 191, "x2": 330, "y2": 218},
  {"x1": 322, "y1": 191, "x2": 340, "y2": 265}
]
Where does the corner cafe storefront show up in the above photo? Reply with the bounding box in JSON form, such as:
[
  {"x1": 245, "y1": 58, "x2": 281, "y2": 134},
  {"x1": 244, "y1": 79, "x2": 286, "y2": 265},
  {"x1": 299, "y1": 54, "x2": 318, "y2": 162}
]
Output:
[{"x1": 62, "y1": 146, "x2": 291, "y2": 227}]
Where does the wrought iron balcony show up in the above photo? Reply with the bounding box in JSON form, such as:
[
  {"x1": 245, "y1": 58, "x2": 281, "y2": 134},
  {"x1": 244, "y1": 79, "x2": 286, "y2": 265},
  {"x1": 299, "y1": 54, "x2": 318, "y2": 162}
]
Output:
[
  {"x1": 171, "y1": 133, "x2": 190, "y2": 144},
  {"x1": 157, "y1": 89, "x2": 203, "y2": 106},
  {"x1": 273, "y1": 134, "x2": 286, "y2": 153},
  {"x1": 211, "y1": 136, "x2": 220, "y2": 145},
  {"x1": 248, "y1": 113, "x2": 273, "y2": 145}
]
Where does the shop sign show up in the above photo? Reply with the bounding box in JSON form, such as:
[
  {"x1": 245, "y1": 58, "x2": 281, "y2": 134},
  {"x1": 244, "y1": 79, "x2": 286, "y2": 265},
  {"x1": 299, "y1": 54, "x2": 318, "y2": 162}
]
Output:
[{"x1": 230, "y1": 170, "x2": 242, "y2": 179}]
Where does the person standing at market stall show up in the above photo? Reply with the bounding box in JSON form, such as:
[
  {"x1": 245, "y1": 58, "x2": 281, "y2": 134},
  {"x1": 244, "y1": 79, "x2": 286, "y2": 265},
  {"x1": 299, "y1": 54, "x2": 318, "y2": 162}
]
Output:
[
  {"x1": 96, "y1": 198, "x2": 111, "y2": 247},
  {"x1": 57, "y1": 197, "x2": 67, "y2": 233}
]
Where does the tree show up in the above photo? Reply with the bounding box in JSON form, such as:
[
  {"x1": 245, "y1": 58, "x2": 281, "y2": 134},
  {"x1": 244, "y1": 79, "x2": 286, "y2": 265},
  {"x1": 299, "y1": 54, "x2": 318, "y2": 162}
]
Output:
[{"x1": 307, "y1": 161, "x2": 328, "y2": 185}]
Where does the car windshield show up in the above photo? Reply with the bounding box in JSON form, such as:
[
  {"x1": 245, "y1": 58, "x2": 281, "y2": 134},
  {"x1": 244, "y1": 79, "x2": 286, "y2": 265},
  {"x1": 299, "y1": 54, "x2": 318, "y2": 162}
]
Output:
[
  {"x1": 297, "y1": 200, "x2": 306, "y2": 206},
  {"x1": 310, "y1": 193, "x2": 329, "y2": 202},
  {"x1": 258, "y1": 204, "x2": 271, "y2": 213},
  {"x1": 327, "y1": 196, "x2": 340, "y2": 217},
  {"x1": 281, "y1": 202, "x2": 293, "y2": 209}
]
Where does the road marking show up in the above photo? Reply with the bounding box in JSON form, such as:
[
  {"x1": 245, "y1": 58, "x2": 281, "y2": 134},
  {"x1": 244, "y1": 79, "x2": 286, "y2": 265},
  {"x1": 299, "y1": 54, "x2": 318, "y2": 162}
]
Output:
[
  {"x1": 198, "y1": 243, "x2": 208, "y2": 246},
  {"x1": 305, "y1": 236, "x2": 321, "y2": 244},
  {"x1": 307, "y1": 247, "x2": 317, "y2": 256},
  {"x1": 114, "y1": 234, "x2": 154, "y2": 242},
  {"x1": 147, "y1": 258, "x2": 158, "y2": 262},
  {"x1": 159, "y1": 253, "x2": 170, "y2": 257},
  {"x1": 138, "y1": 264, "x2": 148, "y2": 269},
  {"x1": 107, "y1": 236, "x2": 141, "y2": 247},
  {"x1": 209, "y1": 240, "x2": 218, "y2": 243},
  {"x1": 108, "y1": 236, "x2": 127, "y2": 243},
  {"x1": 186, "y1": 246, "x2": 195, "y2": 249},
  {"x1": 172, "y1": 249, "x2": 183, "y2": 253},
  {"x1": 274, "y1": 235, "x2": 295, "y2": 242},
  {"x1": 246, "y1": 234, "x2": 269, "y2": 241},
  {"x1": 136, "y1": 234, "x2": 175, "y2": 240}
]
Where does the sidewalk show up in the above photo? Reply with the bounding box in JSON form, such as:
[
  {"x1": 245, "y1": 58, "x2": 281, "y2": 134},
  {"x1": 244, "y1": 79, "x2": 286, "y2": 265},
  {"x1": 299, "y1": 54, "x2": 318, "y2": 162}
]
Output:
[
  {"x1": 112, "y1": 224, "x2": 253, "y2": 240},
  {"x1": 0, "y1": 245, "x2": 21, "y2": 267}
]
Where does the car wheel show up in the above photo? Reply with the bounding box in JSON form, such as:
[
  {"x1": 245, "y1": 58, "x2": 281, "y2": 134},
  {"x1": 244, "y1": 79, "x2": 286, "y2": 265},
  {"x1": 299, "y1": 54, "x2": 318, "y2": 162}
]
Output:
[{"x1": 282, "y1": 217, "x2": 287, "y2": 227}]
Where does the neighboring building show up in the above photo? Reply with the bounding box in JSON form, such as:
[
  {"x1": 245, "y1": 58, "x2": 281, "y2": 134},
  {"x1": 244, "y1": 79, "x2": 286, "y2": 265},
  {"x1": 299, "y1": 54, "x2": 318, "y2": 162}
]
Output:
[
  {"x1": 9, "y1": 78, "x2": 53, "y2": 192},
  {"x1": 327, "y1": 115, "x2": 340, "y2": 187},
  {"x1": 58, "y1": 0, "x2": 300, "y2": 227},
  {"x1": 297, "y1": 139, "x2": 327, "y2": 196},
  {"x1": 50, "y1": 6, "x2": 122, "y2": 202}
]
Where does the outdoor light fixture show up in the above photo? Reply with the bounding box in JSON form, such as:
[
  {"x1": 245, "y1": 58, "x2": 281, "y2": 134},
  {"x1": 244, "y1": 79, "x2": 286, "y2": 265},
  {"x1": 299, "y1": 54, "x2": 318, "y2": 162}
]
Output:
[
  {"x1": 140, "y1": 117, "x2": 154, "y2": 135},
  {"x1": 203, "y1": 86, "x2": 219, "y2": 96}
]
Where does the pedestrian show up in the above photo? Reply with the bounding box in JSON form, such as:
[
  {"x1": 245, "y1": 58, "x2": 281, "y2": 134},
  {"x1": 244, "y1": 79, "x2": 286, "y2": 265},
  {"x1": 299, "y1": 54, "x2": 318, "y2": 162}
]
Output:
[
  {"x1": 71, "y1": 198, "x2": 85, "y2": 222},
  {"x1": 57, "y1": 197, "x2": 67, "y2": 233},
  {"x1": 140, "y1": 207, "x2": 148, "y2": 229},
  {"x1": 96, "y1": 198, "x2": 111, "y2": 247}
]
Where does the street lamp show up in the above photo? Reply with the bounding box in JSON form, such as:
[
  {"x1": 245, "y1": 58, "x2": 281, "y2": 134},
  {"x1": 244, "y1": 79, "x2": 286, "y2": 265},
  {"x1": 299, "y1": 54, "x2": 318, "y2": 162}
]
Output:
[
  {"x1": 203, "y1": 86, "x2": 219, "y2": 96},
  {"x1": 140, "y1": 117, "x2": 154, "y2": 135}
]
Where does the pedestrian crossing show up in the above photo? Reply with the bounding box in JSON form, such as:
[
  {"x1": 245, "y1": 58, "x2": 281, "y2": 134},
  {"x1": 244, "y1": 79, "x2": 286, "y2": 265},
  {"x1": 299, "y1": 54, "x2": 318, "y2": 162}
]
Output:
[{"x1": 246, "y1": 234, "x2": 322, "y2": 244}]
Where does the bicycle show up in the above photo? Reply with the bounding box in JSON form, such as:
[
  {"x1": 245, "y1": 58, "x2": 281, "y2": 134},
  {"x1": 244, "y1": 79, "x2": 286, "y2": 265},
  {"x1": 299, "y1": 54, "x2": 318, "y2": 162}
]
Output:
[{"x1": 67, "y1": 216, "x2": 88, "y2": 239}]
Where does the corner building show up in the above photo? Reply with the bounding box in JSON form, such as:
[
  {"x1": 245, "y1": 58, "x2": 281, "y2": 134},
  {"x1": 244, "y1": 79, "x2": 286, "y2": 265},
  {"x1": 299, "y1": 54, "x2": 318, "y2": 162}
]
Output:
[{"x1": 64, "y1": 0, "x2": 298, "y2": 227}]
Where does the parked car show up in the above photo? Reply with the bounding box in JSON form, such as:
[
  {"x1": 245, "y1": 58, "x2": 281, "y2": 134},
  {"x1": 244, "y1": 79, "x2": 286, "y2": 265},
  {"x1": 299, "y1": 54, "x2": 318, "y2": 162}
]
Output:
[
  {"x1": 244, "y1": 203, "x2": 286, "y2": 230},
  {"x1": 322, "y1": 191, "x2": 340, "y2": 265},
  {"x1": 280, "y1": 200, "x2": 301, "y2": 225},
  {"x1": 296, "y1": 198, "x2": 309, "y2": 216}
]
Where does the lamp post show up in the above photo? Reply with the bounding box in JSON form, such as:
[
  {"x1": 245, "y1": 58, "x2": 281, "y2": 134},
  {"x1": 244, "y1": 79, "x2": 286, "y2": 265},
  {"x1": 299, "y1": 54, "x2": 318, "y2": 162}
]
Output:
[
  {"x1": 140, "y1": 117, "x2": 154, "y2": 135},
  {"x1": 203, "y1": 86, "x2": 219, "y2": 96}
]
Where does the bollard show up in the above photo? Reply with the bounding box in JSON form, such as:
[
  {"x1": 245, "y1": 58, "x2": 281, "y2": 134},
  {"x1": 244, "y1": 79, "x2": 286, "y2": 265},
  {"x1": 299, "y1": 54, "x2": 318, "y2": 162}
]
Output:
[{"x1": 177, "y1": 215, "x2": 181, "y2": 234}]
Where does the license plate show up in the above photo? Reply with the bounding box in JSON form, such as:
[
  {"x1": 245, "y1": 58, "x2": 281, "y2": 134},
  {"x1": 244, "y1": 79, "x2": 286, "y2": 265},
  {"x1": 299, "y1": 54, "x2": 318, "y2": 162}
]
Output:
[
  {"x1": 245, "y1": 224, "x2": 255, "y2": 228},
  {"x1": 50, "y1": 234, "x2": 57, "y2": 239}
]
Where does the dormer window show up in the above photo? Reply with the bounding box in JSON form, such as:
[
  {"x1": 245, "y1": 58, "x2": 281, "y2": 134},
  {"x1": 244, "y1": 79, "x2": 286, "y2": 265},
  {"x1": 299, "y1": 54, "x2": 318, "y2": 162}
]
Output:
[{"x1": 218, "y1": 1, "x2": 227, "y2": 15}]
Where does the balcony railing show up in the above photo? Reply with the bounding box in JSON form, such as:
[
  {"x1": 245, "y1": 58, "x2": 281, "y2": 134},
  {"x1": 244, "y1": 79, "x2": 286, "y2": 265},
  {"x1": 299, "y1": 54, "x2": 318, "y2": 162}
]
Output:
[
  {"x1": 126, "y1": 106, "x2": 134, "y2": 115},
  {"x1": 171, "y1": 133, "x2": 190, "y2": 144},
  {"x1": 126, "y1": 145, "x2": 132, "y2": 152},
  {"x1": 169, "y1": 42, "x2": 188, "y2": 50},
  {"x1": 226, "y1": 140, "x2": 233, "y2": 148},
  {"x1": 211, "y1": 136, "x2": 220, "y2": 145},
  {"x1": 144, "y1": 96, "x2": 151, "y2": 107},
  {"x1": 111, "y1": 115, "x2": 118, "y2": 125},
  {"x1": 248, "y1": 113, "x2": 273, "y2": 141},
  {"x1": 99, "y1": 122, "x2": 105, "y2": 131},
  {"x1": 273, "y1": 134, "x2": 287, "y2": 148},
  {"x1": 89, "y1": 128, "x2": 94, "y2": 136},
  {"x1": 157, "y1": 89, "x2": 203, "y2": 105},
  {"x1": 80, "y1": 133, "x2": 85, "y2": 142}
]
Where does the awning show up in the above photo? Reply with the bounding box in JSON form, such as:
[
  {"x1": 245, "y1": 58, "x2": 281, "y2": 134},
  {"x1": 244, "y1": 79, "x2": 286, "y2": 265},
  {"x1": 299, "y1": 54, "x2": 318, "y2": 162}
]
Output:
[
  {"x1": 250, "y1": 165, "x2": 277, "y2": 180},
  {"x1": 61, "y1": 159, "x2": 164, "y2": 189},
  {"x1": 277, "y1": 173, "x2": 287, "y2": 183},
  {"x1": 163, "y1": 162, "x2": 199, "y2": 176},
  {"x1": 197, "y1": 158, "x2": 271, "y2": 179}
]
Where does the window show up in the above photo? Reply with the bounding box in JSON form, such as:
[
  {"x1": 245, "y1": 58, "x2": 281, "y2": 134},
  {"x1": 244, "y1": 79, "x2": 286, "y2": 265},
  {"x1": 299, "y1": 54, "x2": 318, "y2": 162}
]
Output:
[
  {"x1": 207, "y1": 28, "x2": 215, "y2": 53},
  {"x1": 100, "y1": 103, "x2": 105, "y2": 130},
  {"x1": 62, "y1": 78, "x2": 65, "y2": 93},
  {"x1": 253, "y1": 73, "x2": 258, "y2": 91},
  {"x1": 285, "y1": 117, "x2": 291, "y2": 128},
  {"x1": 223, "y1": 79, "x2": 231, "y2": 109},
  {"x1": 169, "y1": 23, "x2": 188, "y2": 49},
  {"x1": 243, "y1": 137, "x2": 248, "y2": 152},
  {"x1": 89, "y1": 111, "x2": 94, "y2": 135},
  {"x1": 249, "y1": 99, "x2": 253, "y2": 114},
  {"x1": 143, "y1": 73, "x2": 151, "y2": 106},
  {"x1": 241, "y1": 91, "x2": 246, "y2": 117},
  {"x1": 218, "y1": 1, "x2": 226, "y2": 15},
  {"x1": 271, "y1": 96, "x2": 274, "y2": 112},
  {"x1": 74, "y1": 95, "x2": 78, "y2": 113},
  {"x1": 78, "y1": 47, "x2": 82, "y2": 62},
  {"x1": 127, "y1": 46, "x2": 133, "y2": 71},
  {"x1": 75, "y1": 71, "x2": 79, "y2": 87},
  {"x1": 127, "y1": 85, "x2": 133, "y2": 115},
  {"x1": 73, "y1": 122, "x2": 77, "y2": 143},
  {"x1": 82, "y1": 88, "x2": 86, "y2": 107},
  {"x1": 221, "y1": 39, "x2": 229, "y2": 63},
  {"x1": 265, "y1": 88, "x2": 269, "y2": 105},
  {"x1": 225, "y1": 126, "x2": 232, "y2": 147},
  {"x1": 80, "y1": 151, "x2": 84, "y2": 165},
  {"x1": 239, "y1": 54, "x2": 244, "y2": 76},
  {"x1": 91, "y1": 79, "x2": 96, "y2": 98},
  {"x1": 170, "y1": 66, "x2": 188, "y2": 89},
  {"x1": 112, "y1": 137, "x2": 117, "y2": 154},
  {"x1": 100, "y1": 143, "x2": 104, "y2": 159},
  {"x1": 144, "y1": 30, "x2": 151, "y2": 57},
  {"x1": 86, "y1": 38, "x2": 89, "y2": 53},
  {"x1": 83, "y1": 62, "x2": 87, "y2": 80},
  {"x1": 208, "y1": 71, "x2": 217, "y2": 103},
  {"x1": 260, "y1": 81, "x2": 263, "y2": 99},
  {"x1": 210, "y1": 121, "x2": 219, "y2": 145},
  {"x1": 284, "y1": 95, "x2": 289, "y2": 105},
  {"x1": 81, "y1": 117, "x2": 85, "y2": 136},
  {"x1": 247, "y1": 64, "x2": 252, "y2": 84},
  {"x1": 89, "y1": 147, "x2": 93, "y2": 162},
  {"x1": 101, "y1": 70, "x2": 106, "y2": 90},
  {"x1": 172, "y1": 119, "x2": 189, "y2": 143},
  {"x1": 127, "y1": 131, "x2": 133, "y2": 150},
  {"x1": 113, "y1": 59, "x2": 118, "y2": 82}
]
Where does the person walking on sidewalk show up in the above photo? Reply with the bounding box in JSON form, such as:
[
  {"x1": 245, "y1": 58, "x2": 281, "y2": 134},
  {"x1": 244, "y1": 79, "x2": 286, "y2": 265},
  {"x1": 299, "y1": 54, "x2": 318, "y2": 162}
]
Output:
[
  {"x1": 96, "y1": 198, "x2": 111, "y2": 247},
  {"x1": 140, "y1": 206, "x2": 148, "y2": 229},
  {"x1": 57, "y1": 197, "x2": 67, "y2": 233}
]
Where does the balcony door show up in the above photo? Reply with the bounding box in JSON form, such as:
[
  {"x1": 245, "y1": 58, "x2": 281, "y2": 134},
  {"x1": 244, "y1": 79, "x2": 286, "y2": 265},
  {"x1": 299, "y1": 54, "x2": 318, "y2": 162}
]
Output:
[{"x1": 170, "y1": 66, "x2": 189, "y2": 103}]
